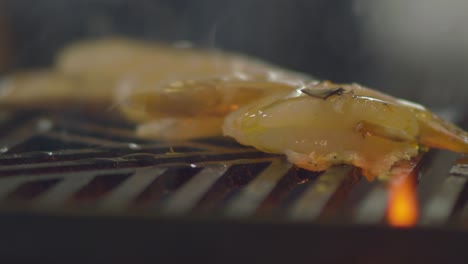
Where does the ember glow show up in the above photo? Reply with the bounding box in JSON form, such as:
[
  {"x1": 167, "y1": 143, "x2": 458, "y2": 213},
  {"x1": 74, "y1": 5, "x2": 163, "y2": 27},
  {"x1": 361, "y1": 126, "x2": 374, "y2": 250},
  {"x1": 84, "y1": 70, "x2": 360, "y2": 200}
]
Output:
[{"x1": 387, "y1": 172, "x2": 419, "y2": 227}]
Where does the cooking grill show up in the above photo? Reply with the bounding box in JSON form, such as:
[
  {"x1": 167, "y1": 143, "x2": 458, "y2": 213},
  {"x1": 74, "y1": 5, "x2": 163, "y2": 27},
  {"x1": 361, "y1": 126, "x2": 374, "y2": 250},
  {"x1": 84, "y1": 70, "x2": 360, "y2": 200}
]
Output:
[{"x1": 1, "y1": 109, "x2": 468, "y2": 263}]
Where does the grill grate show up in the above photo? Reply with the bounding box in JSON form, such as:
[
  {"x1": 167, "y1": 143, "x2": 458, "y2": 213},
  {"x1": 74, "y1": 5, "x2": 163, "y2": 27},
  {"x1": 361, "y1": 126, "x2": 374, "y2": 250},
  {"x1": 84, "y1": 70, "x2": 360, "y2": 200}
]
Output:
[{"x1": 0, "y1": 109, "x2": 467, "y2": 228}]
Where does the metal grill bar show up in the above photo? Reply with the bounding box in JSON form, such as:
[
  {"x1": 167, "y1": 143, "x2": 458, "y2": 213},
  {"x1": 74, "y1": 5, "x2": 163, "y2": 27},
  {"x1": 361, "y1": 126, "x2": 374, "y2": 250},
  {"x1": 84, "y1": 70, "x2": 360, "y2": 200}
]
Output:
[
  {"x1": 0, "y1": 146, "x2": 261, "y2": 166},
  {"x1": 0, "y1": 109, "x2": 467, "y2": 229},
  {"x1": 353, "y1": 186, "x2": 388, "y2": 224},
  {"x1": 416, "y1": 152, "x2": 467, "y2": 225},
  {"x1": 29, "y1": 168, "x2": 136, "y2": 209},
  {"x1": 0, "y1": 178, "x2": 28, "y2": 200},
  {"x1": 224, "y1": 159, "x2": 292, "y2": 218},
  {"x1": 45, "y1": 131, "x2": 124, "y2": 147},
  {"x1": 420, "y1": 175, "x2": 467, "y2": 225},
  {"x1": 0, "y1": 116, "x2": 51, "y2": 152},
  {"x1": 33, "y1": 173, "x2": 96, "y2": 209},
  {"x1": 417, "y1": 150, "x2": 459, "y2": 205},
  {"x1": 451, "y1": 163, "x2": 468, "y2": 177},
  {"x1": 288, "y1": 166, "x2": 352, "y2": 220},
  {"x1": 0, "y1": 151, "x2": 276, "y2": 177},
  {"x1": 161, "y1": 165, "x2": 229, "y2": 215},
  {"x1": 98, "y1": 167, "x2": 167, "y2": 212},
  {"x1": 453, "y1": 162, "x2": 468, "y2": 223}
]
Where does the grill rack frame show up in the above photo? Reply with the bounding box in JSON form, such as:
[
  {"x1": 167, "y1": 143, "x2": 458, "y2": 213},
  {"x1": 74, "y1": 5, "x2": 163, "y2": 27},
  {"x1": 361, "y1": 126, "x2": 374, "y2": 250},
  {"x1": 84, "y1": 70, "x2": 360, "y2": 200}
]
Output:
[
  {"x1": 0, "y1": 110, "x2": 467, "y2": 225},
  {"x1": 0, "y1": 109, "x2": 468, "y2": 263}
]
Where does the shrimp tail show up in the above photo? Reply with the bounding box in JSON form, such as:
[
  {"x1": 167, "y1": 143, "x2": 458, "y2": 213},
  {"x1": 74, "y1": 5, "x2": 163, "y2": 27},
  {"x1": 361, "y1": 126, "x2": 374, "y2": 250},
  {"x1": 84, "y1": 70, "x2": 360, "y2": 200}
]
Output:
[{"x1": 416, "y1": 111, "x2": 468, "y2": 153}]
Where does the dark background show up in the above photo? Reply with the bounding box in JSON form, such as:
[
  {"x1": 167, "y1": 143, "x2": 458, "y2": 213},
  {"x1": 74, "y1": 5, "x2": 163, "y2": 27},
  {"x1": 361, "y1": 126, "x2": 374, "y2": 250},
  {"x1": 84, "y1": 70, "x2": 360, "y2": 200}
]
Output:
[{"x1": 1, "y1": 0, "x2": 467, "y2": 109}]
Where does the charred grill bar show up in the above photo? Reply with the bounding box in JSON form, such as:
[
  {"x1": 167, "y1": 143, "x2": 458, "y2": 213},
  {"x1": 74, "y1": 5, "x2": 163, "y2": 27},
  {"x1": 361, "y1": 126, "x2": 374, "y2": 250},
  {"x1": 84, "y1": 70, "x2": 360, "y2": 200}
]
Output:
[{"x1": 0, "y1": 110, "x2": 467, "y2": 263}]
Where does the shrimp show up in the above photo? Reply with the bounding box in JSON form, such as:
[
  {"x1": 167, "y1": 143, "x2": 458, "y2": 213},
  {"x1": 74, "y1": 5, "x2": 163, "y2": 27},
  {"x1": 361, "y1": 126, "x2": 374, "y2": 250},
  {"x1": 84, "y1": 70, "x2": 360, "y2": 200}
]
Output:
[
  {"x1": 1, "y1": 38, "x2": 467, "y2": 180},
  {"x1": 223, "y1": 81, "x2": 468, "y2": 180},
  {"x1": 122, "y1": 76, "x2": 468, "y2": 180}
]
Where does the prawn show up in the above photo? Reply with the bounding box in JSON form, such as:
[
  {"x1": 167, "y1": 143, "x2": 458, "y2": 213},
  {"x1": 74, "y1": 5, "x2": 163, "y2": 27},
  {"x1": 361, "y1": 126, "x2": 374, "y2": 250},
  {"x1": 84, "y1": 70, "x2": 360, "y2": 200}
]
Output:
[
  {"x1": 120, "y1": 76, "x2": 468, "y2": 180},
  {"x1": 1, "y1": 38, "x2": 467, "y2": 180}
]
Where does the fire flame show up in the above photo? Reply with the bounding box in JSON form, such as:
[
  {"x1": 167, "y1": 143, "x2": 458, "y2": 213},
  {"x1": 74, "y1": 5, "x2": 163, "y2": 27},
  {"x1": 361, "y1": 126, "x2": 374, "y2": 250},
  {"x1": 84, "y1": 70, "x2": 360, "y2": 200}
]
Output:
[{"x1": 387, "y1": 172, "x2": 419, "y2": 227}]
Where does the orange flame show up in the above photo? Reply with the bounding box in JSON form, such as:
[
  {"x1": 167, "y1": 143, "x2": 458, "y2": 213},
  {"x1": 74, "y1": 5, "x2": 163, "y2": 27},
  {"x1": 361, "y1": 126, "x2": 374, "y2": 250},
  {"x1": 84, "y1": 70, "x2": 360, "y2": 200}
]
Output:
[{"x1": 387, "y1": 172, "x2": 419, "y2": 227}]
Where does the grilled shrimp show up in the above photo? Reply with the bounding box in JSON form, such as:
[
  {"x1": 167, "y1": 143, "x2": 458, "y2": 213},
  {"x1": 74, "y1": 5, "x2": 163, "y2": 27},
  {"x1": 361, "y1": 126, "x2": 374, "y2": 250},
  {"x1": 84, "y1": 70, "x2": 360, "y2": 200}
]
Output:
[
  {"x1": 223, "y1": 81, "x2": 468, "y2": 180},
  {"x1": 1, "y1": 38, "x2": 467, "y2": 180},
  {"x1": 120, "y1": 75, "x2": 468, "y2": 180}
]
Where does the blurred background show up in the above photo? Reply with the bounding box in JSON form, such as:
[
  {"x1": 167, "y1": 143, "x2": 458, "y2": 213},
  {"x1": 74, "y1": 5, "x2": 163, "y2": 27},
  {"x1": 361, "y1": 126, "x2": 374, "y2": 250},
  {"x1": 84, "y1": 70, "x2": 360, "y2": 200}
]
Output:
[{"x1": 1, "y1": 0, "x2": 467, "y2": 109}]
